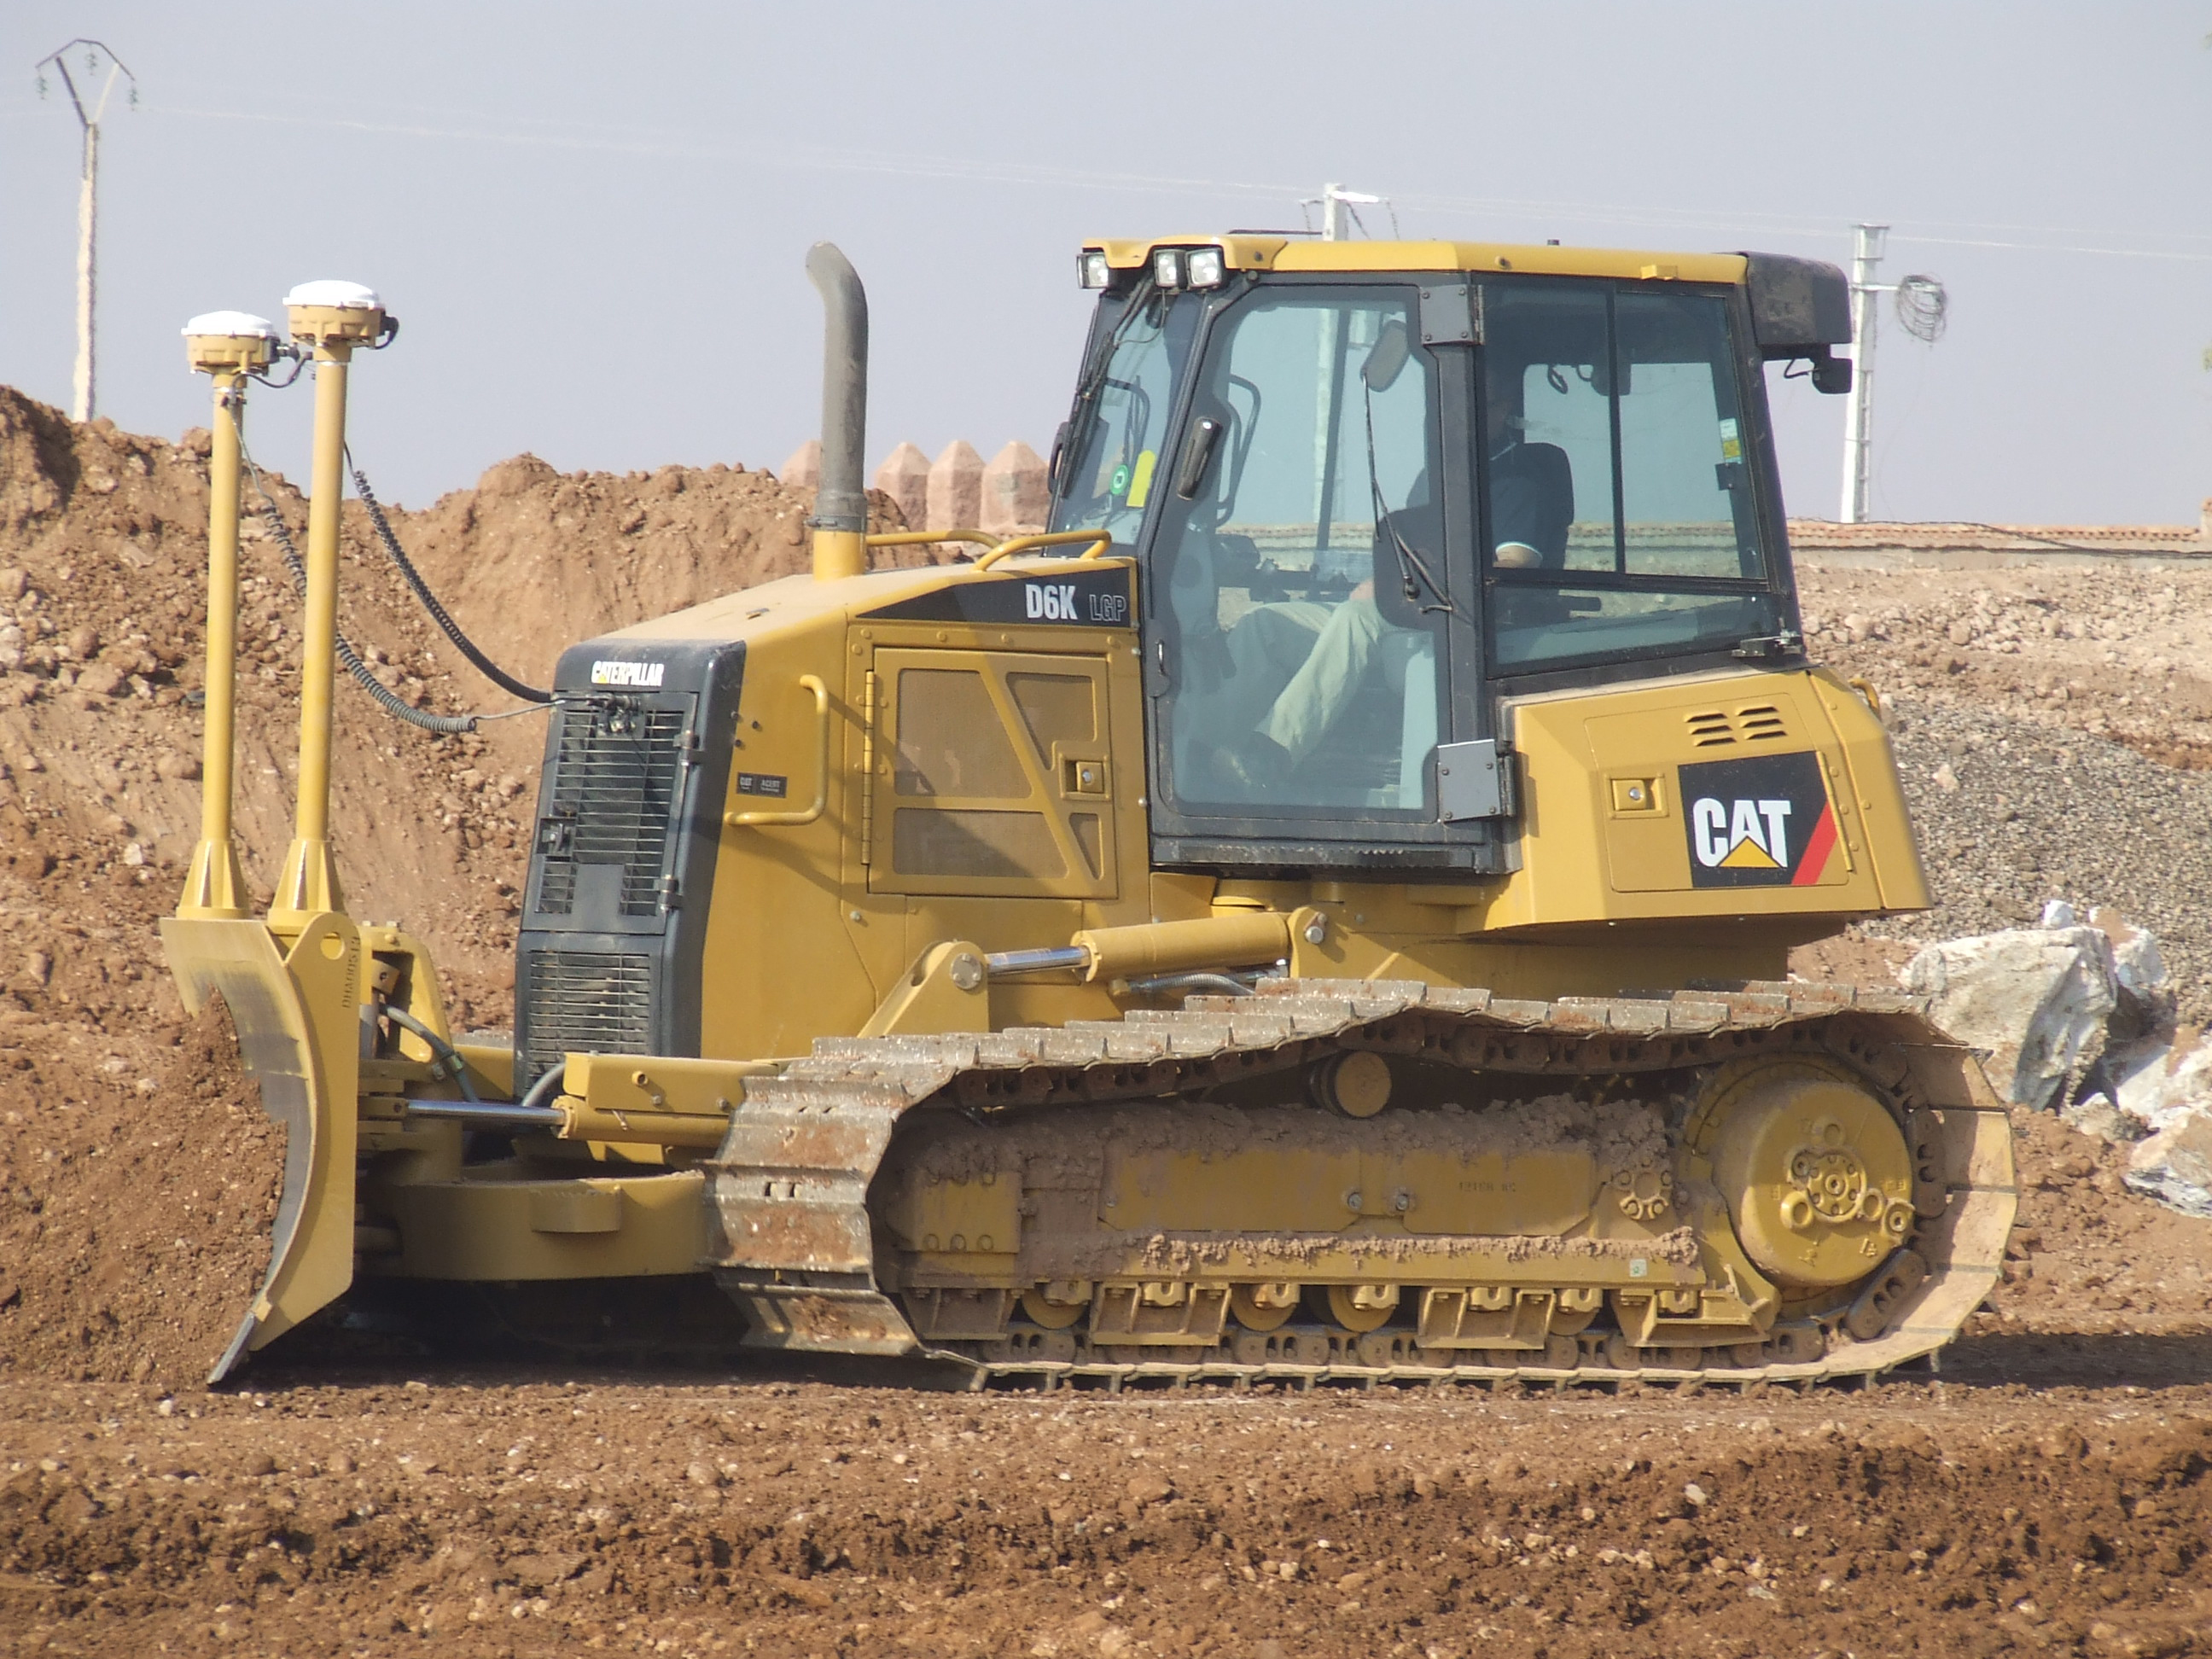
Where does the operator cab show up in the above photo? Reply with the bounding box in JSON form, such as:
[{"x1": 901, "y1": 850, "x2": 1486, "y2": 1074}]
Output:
[{"x1": 1046, "y1": 236, "x2": 1850, "y2": 875}]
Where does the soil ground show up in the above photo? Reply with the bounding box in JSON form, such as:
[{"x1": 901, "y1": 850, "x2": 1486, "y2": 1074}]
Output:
[{"x1": 3, "y1": 386, "x2": 2210, "y2": 1652}]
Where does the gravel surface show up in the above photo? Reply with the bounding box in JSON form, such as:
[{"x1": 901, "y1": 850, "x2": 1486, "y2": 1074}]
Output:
[{"x1": 1870, "y1": 693, "x2": 2212, "y2": 1026}]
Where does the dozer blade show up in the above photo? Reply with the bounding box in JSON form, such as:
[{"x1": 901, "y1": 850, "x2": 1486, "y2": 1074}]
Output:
[{"x1": 161, "y1": 913, "x2": 362, "y2": 1383}]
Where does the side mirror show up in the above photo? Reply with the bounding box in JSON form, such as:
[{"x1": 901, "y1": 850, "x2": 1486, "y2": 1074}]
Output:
[
  {"x1": 1046, "y1": 420, "x2": 1071, "y2": 493},
  {"x1": 1361, "y1": 318, "x2": 1412, "y2": 393},
  {"x1": 1810, "y1": 348, "x2": 1852, "y2": 395}
]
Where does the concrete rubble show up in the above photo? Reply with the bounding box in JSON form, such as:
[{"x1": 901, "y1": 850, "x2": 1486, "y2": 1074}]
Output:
[
  {"x1": 1901, "y1": 905, "x2": 2118, "y2": 1111},
  {"x1": 1902, "y1": 902, "x2": 2212, "y2": 1216}
]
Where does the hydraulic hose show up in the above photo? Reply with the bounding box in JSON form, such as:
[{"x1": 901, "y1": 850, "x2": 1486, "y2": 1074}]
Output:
[
  {"x1": 242, "y1": 450, "x2": 479, "y2": 735},
  {"x1": 347, "y1": 454, "x2": 550, "y2": 703}
]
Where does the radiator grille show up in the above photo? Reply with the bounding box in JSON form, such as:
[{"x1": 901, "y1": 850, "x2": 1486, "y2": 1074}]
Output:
[
  {"x1": 533, "y1": 702, "x2": 688, "y2": 917},
  {"x1": 518, "y1": 948, "x2": 655, "y2": 1084}
]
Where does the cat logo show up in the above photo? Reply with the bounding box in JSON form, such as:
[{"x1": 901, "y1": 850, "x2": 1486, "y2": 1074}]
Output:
[{"x1": 1678, "y1": 750, "x2": 1842, "y2": 888}]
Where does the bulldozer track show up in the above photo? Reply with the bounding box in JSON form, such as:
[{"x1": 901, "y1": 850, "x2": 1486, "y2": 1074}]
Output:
[{"x1": 704, "y1": 977, "x2": 2015, "y2": 1389}]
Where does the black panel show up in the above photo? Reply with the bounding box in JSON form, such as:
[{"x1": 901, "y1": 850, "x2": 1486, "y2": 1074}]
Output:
[
  {"x1": 859, "y1": 564, "x2": 1134, "y2": 628},
  {"x1": 512, "y1": 637, "x2": 744, "y2": 1089}
]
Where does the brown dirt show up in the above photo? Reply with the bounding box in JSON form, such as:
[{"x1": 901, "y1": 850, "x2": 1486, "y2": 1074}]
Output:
[
  {"x1": 0, "y1": 996, "x2": 280, "y2": 1392},
  {"x1": 1, "y1": 1363, "x2": 2209, "y2": 1658},
  {"x1": 6, "y1": 392, "x2": 2212, "y2": 1653},
  {"x1": 1982, "y1": 1108, "x2": 2212, "y2": 1338}
]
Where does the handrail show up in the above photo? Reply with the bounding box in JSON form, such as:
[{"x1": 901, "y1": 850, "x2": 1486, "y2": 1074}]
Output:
[
  {"x1": 864, "y1": 528, "x2": 1000, "y2": 550},
  {"x1": 725, "y1": 674, "x2": 831, "y2": 828},
  {"x1": 973, "y1": 529, "x2": 1115, "y2": 569}
]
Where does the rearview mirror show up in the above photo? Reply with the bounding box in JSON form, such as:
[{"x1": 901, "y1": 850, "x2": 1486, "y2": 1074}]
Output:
[{"x1": 1361, "y1": 319, "x2": 1412, "y2": 393}]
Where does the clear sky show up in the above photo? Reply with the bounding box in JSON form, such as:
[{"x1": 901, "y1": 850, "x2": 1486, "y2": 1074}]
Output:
[{"x1": 3, "y1": 3, "x2": 2209, "y2": 524}]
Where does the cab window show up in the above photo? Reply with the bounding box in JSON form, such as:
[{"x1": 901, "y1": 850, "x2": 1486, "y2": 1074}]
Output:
[{"x1": 1483, "y1": 285, "x2": 1778, "y2": 673}]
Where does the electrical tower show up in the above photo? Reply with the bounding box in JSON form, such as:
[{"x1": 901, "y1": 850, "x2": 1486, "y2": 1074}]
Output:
[{"x1": 35, "y1": 40, "x2": 136, "y2": 423}]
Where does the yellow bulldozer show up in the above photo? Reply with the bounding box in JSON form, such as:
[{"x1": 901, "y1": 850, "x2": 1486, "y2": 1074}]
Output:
[{"x1": 163, "y1": 236, "x2": 2012, "y2": 1388}]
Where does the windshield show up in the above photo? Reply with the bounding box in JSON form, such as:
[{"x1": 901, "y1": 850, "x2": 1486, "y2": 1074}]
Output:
[{"x1": 1051, "y1": 285, "x2": 1203, "y2": 544}]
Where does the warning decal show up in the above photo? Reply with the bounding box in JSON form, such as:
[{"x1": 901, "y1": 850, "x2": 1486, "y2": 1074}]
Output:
[{"x1": 1679, "y1": 749, "x2": 1841, "y2": 889}]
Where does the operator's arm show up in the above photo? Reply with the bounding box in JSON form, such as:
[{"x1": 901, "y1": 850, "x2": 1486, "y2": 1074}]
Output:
[{"x1": 1490, "y1": 445, "x2": 1573, "y2": 569}]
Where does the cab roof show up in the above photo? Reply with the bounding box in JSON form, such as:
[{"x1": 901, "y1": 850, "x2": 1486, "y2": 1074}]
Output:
[{"x1": 1083, "y1": 235, "x2": 1748, "y2": 286}]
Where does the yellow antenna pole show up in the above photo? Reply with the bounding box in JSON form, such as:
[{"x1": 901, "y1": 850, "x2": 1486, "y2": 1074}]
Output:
[
  {"x1": 177, "y1": 311, "x2": 279, "y2": 919},
  {"x1": 267, "y1": 280, "x2": 388, "y2": 934}
]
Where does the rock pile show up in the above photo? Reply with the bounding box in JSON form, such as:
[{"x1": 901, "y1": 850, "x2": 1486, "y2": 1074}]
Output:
[
  {"x1": 1895, "y1": 903, "x2": 2212, "y2": 1217},
  {"x1": 783, "y1": 438, "x2": 1051, "y2": 538}
]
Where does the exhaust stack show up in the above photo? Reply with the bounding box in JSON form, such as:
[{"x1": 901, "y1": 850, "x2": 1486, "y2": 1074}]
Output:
[{"x1": 805, "y1": 242, "x2": 869, "y2": 581}]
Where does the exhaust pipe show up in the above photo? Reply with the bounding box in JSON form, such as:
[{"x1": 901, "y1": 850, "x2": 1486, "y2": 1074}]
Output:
[{"x1": 805, "y1": 242, "x2": 869, "y2": 581}]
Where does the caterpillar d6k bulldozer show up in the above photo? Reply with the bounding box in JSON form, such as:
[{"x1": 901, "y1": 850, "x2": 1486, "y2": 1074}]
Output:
[{"x1": 164, "y1": 237, "x2": 2013, "y2": 1388}]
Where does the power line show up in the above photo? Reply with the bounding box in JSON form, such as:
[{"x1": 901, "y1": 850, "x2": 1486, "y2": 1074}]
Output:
[{"x1": 27, "y1": 90, "x2": 2212, "y2": 267}]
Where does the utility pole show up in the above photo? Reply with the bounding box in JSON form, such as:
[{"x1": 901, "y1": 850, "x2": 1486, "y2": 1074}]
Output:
[
  {"x1": 1314, "y1": 182, "x2": 1382, "y2": 242},
  {"x1": 35, "y1": 40, "x2": 136, "y2": 423},
  {"x1": 1838, "y1": 222, "x2": 1888, "y2": 524}
]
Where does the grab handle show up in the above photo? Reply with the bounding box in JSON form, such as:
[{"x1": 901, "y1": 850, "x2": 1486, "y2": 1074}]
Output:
[{"x1": 726, "y1": 675, "x2": 831, "y2": 828}]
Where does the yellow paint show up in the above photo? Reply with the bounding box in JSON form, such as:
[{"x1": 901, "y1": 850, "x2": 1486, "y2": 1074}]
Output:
[
  {"x1": 177, "y1": 346, "x2": 261, "y2": 921},
  {"x1": 1084, "y1": 235, "x2": 1748, "y2": 288},
  {"x1": 375, "y1": 1168, "x2": 707, "y2": 1280},
  {"x1": 1719, "y1": 837, "x2": 1781, "y2": 870}
]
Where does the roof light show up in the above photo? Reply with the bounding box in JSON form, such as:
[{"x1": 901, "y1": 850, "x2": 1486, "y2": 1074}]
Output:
[
  {"x1": 1078, "y1": 251, "x2": 1112, "y2": 290},
  {"x1": 1185, "y1": 247, "x2": 1225, "y2": 289},
  {"x1": 1152, "y1": 248, "x2": 1185, "y2": 290}
]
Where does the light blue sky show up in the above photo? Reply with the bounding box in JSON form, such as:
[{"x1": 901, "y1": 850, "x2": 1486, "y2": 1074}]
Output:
[{"x1": 3, "y1": 3, "x2": 2209, "y2": 524}]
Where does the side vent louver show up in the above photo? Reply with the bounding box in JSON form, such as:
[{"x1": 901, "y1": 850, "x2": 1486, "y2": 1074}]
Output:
[
  {"x1": 1685, "y1": 711, "x2": 1736, "y2": 748},
  {"x1": 1737, "y1": 704, "x2": 1788, "y2": 742},
  {"x1": 1683, "y1": 705, "x2": 1794, "y2": 747}
]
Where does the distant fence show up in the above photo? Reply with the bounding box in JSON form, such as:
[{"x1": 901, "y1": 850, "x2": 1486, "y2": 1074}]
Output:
[{"x1": 780, "y1": 439, "x2": 1047, "y2": 537}]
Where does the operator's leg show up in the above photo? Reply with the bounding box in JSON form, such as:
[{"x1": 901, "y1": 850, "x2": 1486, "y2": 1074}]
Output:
[
  {"x1": 1259, "y1": 595, "x2": 1387, "y2": 762},
  {"x1": 1215, "y1": 602, "x2": 1328, "y2": 736}
]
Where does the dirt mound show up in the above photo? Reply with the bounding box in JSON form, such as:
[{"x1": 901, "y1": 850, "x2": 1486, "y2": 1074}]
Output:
[
  {"x1": 0, "y1": 995, "x2": 280, "y2": 1389},
  {"x1": 387, "y1": 451, "x2": 940, "y2": 689}
]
